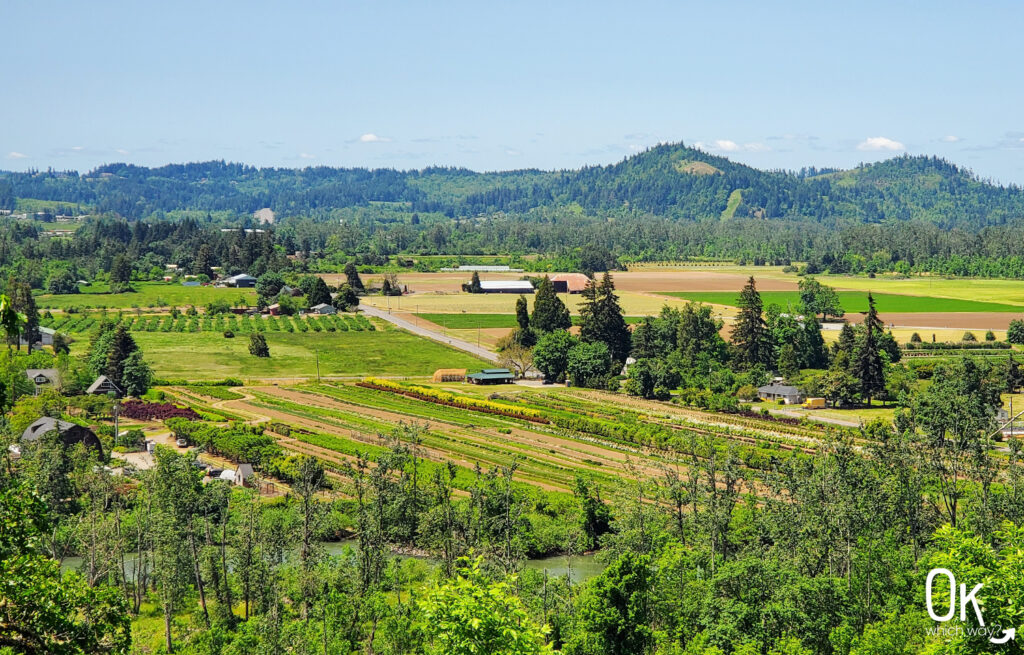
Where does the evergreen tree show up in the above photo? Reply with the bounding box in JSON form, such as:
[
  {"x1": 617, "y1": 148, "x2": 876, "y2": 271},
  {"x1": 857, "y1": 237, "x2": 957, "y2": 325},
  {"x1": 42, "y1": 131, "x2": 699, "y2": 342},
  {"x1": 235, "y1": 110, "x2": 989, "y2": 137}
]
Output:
[
  {"x1": 730, "y1": 276, "x2": 770, "y2": 369},
  {"x1": 344, "y1": 262, "x2": 364, "y2": 291},
  {"x1": 515, "y1": 295, "x2": 530, "y2": 331},
  {"x1": 104, "y1": 324, "x2": 139, "y2": 387},
  {"x1": 630, "y1": 317, "x2": 660, "y2": 359},
  {"x1": 579, "y1": 273, "x2": 631, "y2": 364},
  {"x1": 468, "y1": 271, "x2": 483, "y2": 293},
  {"x1": 193, "y1": 244, "x2": 215, "y2": 278},
  {"x1": 121, "y1": 350, "x2": 153, "y2": 397},
  {"x1": 835, "y1": 322, "x2": 857, "y2": 357},
  {"x1": 778, "y1": 343, "x2": 801, "y2": 381},
  {"x1": 306, "y1": 277, "x2": 332, "y2": 307},
  {"x1": 530, "y1": 276, "x2": 571, "y2": 332},
  {"x1": 248, "y1": 332, "x2": 270, "y2": 357},
  {"x1": 800, "y1": 315, "x2": 829, "y2": 368},
  {"x1": 852, "y1": 293, "x2": 886, "y2": 405},
  {"x1": 8, "y1": 281, "x2": 38, "y2": 350},
  {"x1": 109, "y1": 255, "x2": 133, "y2": 291}
]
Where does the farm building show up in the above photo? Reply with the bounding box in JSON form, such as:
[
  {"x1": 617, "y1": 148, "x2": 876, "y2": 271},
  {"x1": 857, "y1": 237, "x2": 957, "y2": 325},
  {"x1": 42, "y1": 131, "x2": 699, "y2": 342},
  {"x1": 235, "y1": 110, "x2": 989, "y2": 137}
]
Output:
[
  {"x1": 223, "y1": 273, "x2": 257, "y2": 288},
  {"x1": 219, "y1": 464, "x2": 255, "y2": 487},
  {"x1": 21, "y1": 326, "x2": 55, "y2": 349},
  {"x1": 21, "y1": 417, "x2": 104, "y2": 459},
  {"x1": 432, "y1": 368, "x2": 467, "y2": 382},
  {"x1": 479, "y1": 280, "x2": 535, "y2": 294},
  {"x1": 310, "y1": 303, "x2": 337, "y2": 315},
  {"x1": 87, "y1": 375, "x2": 122, "y2": 396},
  {"x1": 467, "y1": 368, "x2": 515, "y2": 384},
  {"x1": 26, "y1": 368, "x2": 60, "y2": 389},
  {"x1": 758, "y1": 382, "x2": 804, "y2": 405},
  {"x1": 266, "y1": 303, "x2": 282, "y2": 316},
  {"x1": 551, "y1": 273, "x2": 591, "y2": 294},
  {"x1": 441, "y1": 265, "x2": 525, "y2": 272}
]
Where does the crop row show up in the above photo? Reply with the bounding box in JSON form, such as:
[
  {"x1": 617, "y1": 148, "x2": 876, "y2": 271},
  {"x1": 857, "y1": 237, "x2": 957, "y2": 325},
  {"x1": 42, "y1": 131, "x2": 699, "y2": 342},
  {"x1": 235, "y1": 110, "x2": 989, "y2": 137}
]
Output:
[{"x1": 358, "y1": 378, "x2": 548, "y2": 423}]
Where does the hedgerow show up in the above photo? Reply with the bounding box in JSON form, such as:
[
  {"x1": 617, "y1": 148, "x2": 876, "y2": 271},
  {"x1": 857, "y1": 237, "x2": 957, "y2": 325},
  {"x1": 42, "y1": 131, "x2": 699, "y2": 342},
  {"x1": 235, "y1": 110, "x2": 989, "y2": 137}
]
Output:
[{"x1": 358, "y1": 378, "x2": 548, "y2": 423}]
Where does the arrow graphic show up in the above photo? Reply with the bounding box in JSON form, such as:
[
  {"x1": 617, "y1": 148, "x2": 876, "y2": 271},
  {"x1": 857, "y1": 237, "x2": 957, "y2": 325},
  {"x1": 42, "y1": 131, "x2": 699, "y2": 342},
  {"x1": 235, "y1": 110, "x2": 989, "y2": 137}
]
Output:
[{"x1": 990, "y1": 628, "x2": 1016, "y2": 644}]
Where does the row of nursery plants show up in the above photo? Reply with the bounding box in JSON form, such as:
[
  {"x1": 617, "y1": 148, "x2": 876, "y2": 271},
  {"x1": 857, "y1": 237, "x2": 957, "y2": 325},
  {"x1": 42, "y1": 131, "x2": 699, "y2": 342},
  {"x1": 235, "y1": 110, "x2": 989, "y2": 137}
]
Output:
[{"x1": 357, "y1": 378, "x2": 548, "y2": 423}]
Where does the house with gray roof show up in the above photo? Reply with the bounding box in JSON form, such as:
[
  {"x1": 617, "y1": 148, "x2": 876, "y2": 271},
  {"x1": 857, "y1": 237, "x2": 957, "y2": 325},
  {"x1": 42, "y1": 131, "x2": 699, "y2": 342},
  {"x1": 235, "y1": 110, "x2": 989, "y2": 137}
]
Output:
[
  {"x1": 22, "y1": 417, "x2": 103, "y2": 459},
  {"x1": 758, "y1": 382, "x2": 804, "y2": 405}
]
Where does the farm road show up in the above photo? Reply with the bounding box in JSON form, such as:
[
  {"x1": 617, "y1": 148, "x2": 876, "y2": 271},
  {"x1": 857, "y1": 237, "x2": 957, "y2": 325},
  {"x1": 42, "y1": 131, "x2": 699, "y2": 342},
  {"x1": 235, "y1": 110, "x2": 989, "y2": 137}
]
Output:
[{"x1": 358, "y1": 304, "x2": 499, "y2": 363}]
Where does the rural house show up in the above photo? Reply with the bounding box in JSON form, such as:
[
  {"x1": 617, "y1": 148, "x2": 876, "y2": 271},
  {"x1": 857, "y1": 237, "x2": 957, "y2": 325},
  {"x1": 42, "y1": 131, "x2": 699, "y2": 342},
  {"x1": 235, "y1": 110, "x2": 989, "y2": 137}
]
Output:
[
  {"x1": 219, "y1": 464, "x2": 255, "y2": 487},
  {"x1": 310, "y1": 303, "x2": 337, "y2": 315},
  {"x1": 758, "y1": 382, "x2": 804, "y2": 405},
  {"x1": 22, "y1": 417, "x2": 104, "y2": 459},
  {"x1": 479, "y1": 280, "x2": 535, "y2": 294},
  {"x1": 26, "y1": 368, "x2": 60, "y2": 389},
  {"x1": 87, "y1": 375, "x2": 122, "y2": 396},
  {"x1": 467, "y1": 368, "x2": 515, "y2": 384}
]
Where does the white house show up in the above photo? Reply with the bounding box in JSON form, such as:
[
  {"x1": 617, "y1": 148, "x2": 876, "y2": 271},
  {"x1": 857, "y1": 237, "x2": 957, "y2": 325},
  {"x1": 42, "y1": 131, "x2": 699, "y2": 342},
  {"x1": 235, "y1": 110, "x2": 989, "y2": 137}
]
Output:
[{"x1": 310, "y1": 303, "x2": 337, "y2": 315}]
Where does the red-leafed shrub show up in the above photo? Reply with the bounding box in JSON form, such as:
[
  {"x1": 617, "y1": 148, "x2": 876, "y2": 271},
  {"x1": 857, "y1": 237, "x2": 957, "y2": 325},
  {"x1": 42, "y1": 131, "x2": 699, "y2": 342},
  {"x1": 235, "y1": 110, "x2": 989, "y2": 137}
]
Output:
[{"x1": 120, "y1": 400, "x2": 201, "y2": 421}]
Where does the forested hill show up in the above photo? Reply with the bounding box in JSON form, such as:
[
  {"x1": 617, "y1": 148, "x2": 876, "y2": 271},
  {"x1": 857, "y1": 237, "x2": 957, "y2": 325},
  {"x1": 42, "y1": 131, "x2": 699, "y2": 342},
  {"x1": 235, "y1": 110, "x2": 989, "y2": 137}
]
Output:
[{"x1": 2, "y1": 143, "x2": 1023, "y2": 229}]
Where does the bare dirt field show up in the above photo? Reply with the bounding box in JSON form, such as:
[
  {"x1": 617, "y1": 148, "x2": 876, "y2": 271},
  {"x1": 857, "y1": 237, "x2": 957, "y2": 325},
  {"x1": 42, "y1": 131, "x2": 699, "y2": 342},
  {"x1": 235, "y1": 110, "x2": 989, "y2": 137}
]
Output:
[
  {"x1": 610, "y1": 270, "x2": 798, "y2": 293},
  {"x1": 876, "y1": 312, "x2": 1023, "y2": 330},
  {"x1": 322, "y1": 270, "x2": 798, "y2": 295}
]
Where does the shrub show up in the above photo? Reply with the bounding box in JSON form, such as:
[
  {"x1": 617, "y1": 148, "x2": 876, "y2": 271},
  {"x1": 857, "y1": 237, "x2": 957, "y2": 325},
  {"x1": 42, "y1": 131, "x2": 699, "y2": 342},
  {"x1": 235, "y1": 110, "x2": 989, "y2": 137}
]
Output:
[
  {"x1": 224, "y1": 330, "x2": 235, "y2": 338},
  {"x1": 910, "y1": 332, "x2": 922, "y2": 343},
  {"x1": 985, "y1": 330, "x2": 996, "y2": 341},
  {"x1": 249, "y1": 332, "x2": 270, "y2": 357},
  {"x1": 120, "y1": 401, "x2": 201, "y2": 421},
  {"x1": 1008, "y1": 319, "x2": 1024, "y2": 345},
  {"x1": 359, "y1": 378, "x2": 547, "y2": 422},
  {"x1": 962, "y1": 331, "x2": 977, "y2": 342}
]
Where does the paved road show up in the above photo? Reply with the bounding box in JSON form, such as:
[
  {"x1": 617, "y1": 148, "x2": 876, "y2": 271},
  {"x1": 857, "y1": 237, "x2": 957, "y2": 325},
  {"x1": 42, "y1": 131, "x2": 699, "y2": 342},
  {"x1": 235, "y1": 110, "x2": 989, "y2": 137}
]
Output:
[{"x1": 359, "y1": 305, "x2": 499, "y2": 363}]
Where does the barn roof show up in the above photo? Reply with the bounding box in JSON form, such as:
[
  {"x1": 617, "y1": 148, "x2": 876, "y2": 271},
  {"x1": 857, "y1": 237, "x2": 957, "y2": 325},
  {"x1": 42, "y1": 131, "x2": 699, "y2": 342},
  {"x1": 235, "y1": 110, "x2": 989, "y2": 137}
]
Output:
[
  {"x1": 551, "y1": 273, "x2": 591, "y2": 292},
  {"x1": 479, "y1": 280, "x2": 534, "y2": 291}
]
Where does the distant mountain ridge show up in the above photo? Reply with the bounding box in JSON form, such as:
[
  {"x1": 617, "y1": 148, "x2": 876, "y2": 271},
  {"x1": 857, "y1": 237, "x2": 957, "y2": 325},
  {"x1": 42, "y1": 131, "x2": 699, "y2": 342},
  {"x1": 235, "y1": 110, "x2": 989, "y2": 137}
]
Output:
[{"x1": 2, "y1": 143, "x2": 1022, "y2": 229}]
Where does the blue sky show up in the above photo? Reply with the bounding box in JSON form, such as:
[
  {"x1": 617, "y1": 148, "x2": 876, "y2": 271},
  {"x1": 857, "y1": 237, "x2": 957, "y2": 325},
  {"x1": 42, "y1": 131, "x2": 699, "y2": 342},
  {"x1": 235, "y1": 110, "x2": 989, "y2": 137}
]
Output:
[{"x1": 3, "y1": 1, "x2": 1023, "y2": 182}]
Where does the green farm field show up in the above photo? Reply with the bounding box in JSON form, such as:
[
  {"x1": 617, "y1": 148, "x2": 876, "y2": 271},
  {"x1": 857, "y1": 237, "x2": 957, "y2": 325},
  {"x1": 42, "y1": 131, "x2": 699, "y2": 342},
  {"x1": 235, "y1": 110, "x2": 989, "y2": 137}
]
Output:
[
  {"x1": 72, "y1": 330, "x2": 489, "y2": 380},
  {"x1": 659, "y1": 290, "x2": 1023, "y2": 313},
  {"x1": 36, "y1": 281, "x2": 257, "y2": 310}
]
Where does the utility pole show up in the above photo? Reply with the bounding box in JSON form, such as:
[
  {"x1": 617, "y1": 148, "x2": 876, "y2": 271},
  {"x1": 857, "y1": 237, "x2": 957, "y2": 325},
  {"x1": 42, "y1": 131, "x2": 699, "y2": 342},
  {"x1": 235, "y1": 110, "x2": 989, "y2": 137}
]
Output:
[
  {"x1": 109, "y1": 394, "x2": 120, "y2": 450},
  {"x1": 315, "y1": 348, "x2": 321, "y2": 384}
]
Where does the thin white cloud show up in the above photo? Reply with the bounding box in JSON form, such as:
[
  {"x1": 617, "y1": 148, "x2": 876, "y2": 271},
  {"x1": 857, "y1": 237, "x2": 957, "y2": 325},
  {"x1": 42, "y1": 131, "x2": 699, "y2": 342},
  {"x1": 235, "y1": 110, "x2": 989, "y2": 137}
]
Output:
[
  {"x1": 940, "y1": 135, "x2": 961, "y2": 143},
  {"x1": 695, "y1": 140, "x2": 770, "y2": 153},
  {"x1": 299, "y1": 152, "x2": 316, "y2": 159},
  {"x1": 7, "y1": 151, "x2": 28, "y2": 159},
  {"x1": 359, "y1": 133, "x2": 391, "y2": 143},
  {"x1": 116, "y1": 148, "x2": 130, "y2": 155},
  {"x1": 856, "y1": 136, "x2": 905, "y2": 151},
  {"x1": 71, "y1": 145, "x2": 83, "y2": 151}
]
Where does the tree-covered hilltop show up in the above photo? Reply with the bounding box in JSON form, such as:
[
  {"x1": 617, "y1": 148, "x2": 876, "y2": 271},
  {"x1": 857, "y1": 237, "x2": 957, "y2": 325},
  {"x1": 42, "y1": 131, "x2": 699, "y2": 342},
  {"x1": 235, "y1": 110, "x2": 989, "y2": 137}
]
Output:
[{"x1": 3, "y1": 144, "x2": 1023, "y2": 228}]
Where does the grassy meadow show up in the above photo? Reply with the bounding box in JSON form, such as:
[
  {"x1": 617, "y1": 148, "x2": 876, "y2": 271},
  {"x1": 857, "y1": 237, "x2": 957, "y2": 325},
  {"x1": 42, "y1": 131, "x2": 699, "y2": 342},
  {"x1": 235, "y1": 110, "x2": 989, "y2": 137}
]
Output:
[{"x1": 71, "y1": 330, "x2": 488, "y2": 380}]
